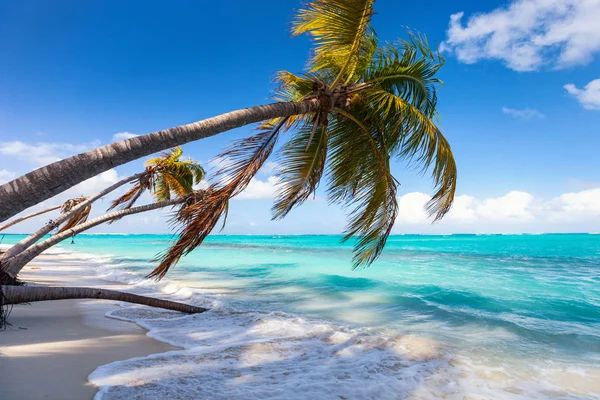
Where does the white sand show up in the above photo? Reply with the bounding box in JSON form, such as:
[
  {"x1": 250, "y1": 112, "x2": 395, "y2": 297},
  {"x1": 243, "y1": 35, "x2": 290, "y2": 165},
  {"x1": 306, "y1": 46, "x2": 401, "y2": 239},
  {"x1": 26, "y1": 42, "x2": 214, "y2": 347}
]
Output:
[{"x1": 0, "y1": 253, "x2": 179, "y2": 400}]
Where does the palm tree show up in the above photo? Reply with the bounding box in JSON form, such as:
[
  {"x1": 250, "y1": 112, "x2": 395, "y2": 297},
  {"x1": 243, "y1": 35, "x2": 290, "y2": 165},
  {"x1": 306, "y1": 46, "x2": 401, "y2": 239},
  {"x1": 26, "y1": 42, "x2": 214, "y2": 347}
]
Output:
[
  {"x1": 1, "y1": 148, "x2": 204, "y2": 281},
  {"x1": 1, "y1": 285, "x2": 206, "y2": 328},
  {"x1": 108, "y1": 147, "x2": 205, "y2": 213},
  {"x1": 148, "y1": 1, "x2": 456, "y2": 278},
  {"x1": 1, "y1": 147, "x2": 204, "y2": 263},
  {"x1": 2, "y1": 194, "x2": 203, "y2": 280},
  {"x1": 0, "y1": 172, "x2": 146, "y2": 261},
  {"x1": 0, "y1": 193, "x2": 208, "y2": 328},
  {"x1": 0, "y1": 196, "x2": 94, "y2": 235},
  {"x1": 0, "y1": 100, "x2": 318, "y2": 222}
]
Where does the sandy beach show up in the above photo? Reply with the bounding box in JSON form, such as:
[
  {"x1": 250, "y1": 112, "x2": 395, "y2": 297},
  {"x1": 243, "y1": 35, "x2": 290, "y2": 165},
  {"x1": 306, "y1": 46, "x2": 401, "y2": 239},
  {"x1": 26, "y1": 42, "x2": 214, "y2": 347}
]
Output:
[{"x1": 0, "y1": 253, "x2": 178, "y2": 400}]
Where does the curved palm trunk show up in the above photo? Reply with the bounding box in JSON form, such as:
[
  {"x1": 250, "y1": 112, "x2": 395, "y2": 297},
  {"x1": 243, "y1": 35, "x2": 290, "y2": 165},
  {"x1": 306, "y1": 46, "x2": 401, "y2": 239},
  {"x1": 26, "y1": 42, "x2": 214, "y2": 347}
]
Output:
[
  {"x1": 1, "y1": 172, "x2": 145, "y2": 260},
  {"x1": 2, "y1": 198, "x2": 184, "y2": 278},
  {"x1": 1, "y1": 285, "x2": 207, "y2": 314},
  {"x1": 0, "y1": 205, "x2": 61, "y2": 233},
  {"x1": 0, "y1": 100, "x2": 320, "y2": 223}
]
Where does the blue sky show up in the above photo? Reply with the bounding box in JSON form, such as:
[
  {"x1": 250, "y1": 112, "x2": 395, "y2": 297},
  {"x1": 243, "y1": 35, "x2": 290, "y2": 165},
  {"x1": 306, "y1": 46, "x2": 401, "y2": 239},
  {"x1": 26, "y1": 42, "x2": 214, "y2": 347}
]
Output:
[{"x1": 1, "y1": 0, "x2": 599, "y2": 234}]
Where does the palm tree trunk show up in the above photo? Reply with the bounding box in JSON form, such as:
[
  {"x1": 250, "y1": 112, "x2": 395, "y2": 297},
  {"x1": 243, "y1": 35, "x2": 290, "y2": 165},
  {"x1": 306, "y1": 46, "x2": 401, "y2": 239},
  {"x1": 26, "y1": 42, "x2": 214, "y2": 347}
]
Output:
[
  {"x1": 1, "y1": 285, "x2": 207, "y2": 313},
  {"x1": 0, "y1": 100, "x2": 320, "y2": 223},
  {"x1": 1, "y1": 172, "x2": 145, "y2": 260},
  {"x1": 0, "y1": 205, "x2": 62, "y2": 233},
  {"x1": 2, "y1": 198, "x2": 184, "y2": 278}
]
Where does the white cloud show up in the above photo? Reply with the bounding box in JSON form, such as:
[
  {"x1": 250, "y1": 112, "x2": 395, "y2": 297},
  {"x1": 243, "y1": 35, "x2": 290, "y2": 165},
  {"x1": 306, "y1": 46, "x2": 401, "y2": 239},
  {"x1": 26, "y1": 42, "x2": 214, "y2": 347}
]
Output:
[
  {"x1": 235, "y1": 176, "x2": 280, "y2": 200},
  {"x1": 396, "y1": 192, "x2": 431, "y2": 224},
  {"x1": 542, "y1": 188, "x2": 600, "y2": 221},
  {"x1": 63, "y1": 169, "x2": 121, "y2": 199},
  {"x1": 442, "y1": 0, "x2": 600, "y2": 71},
  {"x1": 502, "y1": 107, "x2": 545, "y2": 119},
  {"x1": 564, "y1": 79, "x2": 600, "y2": 110},
  {"x1": 112, "y1": 132, "x2": 138, "y2": 142},
  {"x1": 474, "y1": 191, "x2": 535, "y2": 221},
  {"x1": 0, "y1": 140, "x2": 101, "y2": 166},
  {"x1": 0, "y1": 169, "x2": 15, "y2": 184},
  {"x1": 395, "y1": 188, "x2": 600, "y2": 231},
  {"x1": 397, "y1": 191, "x2": 535, "y2": 225}
]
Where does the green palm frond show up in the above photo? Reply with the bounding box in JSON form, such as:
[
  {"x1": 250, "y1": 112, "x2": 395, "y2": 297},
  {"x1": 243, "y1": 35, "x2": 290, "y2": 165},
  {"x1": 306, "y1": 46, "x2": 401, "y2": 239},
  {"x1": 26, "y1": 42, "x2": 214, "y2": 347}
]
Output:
[
  {"x1": 272, "y1": 120, "x2": 329, "y2": 219},
  {"x1": 364, "y1": 89, "x2": 456, "y2": 220},
  {"x1": 363, "y1": 39, "x2": 444, "y2": 117},
  {"x1": 293, "y1": 0, "x2": 375, "y2": 84},
  {"x1": 327, "y1": 111, "x2": 398, "y2": 268},
  {"x1": 108, "y1": 147, "x2": 204, "y2": 212},
  {"x1": 154, "y1": 176, "x2": 171, "y2": 201},
  {"x1": 149, "y1": 4, "x2": 456, "y2": 278}
]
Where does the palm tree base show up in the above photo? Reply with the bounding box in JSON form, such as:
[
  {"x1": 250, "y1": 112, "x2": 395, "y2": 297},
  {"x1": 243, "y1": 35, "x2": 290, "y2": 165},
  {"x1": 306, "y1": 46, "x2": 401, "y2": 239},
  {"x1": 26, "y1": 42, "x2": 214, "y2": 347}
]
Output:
[{"x1": 0, "y1": 268, "x2": 21, "y2": 286}]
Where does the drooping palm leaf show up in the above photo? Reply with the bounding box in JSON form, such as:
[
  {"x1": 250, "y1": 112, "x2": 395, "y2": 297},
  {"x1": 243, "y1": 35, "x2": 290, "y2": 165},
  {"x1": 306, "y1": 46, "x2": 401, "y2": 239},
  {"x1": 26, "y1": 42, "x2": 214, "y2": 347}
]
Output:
[
  {"x1": 364, "y1": 89, "x2": 456, "y2": 220},
  {"x1": 272, "y1": 120, "x2": 329, "y2": 218},
  {"x1": 327, "y1": 110, "x2": 398, "y2": 268}
]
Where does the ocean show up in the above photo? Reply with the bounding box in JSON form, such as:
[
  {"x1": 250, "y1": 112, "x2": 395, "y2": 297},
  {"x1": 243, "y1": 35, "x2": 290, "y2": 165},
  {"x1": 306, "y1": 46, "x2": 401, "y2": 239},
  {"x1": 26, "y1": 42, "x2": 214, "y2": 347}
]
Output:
[{"x1": 3, "y1": 233, "x2": 599, "y2": 399}]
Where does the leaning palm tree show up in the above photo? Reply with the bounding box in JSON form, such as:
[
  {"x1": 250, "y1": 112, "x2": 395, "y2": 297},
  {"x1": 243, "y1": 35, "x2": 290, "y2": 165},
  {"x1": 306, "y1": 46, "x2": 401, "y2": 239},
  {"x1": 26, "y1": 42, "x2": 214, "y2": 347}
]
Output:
[
  {"x1": 0, "y1": 173, "x2": 145, "y2": 261},
  {"x1": 2, "y1": 192, "x2": 207, "y2": 281},
  {"x1": 0, "y1": 196, "x2": 92, "y2": 235},
  {"x1": 147, "y1": 1, "x2": 456, "y2": 278},
  {"x1": 0, "y1": 147, "x2": 204, "y2": 263},
  {"x1": 0, "y1": 192, "x2": 208, "y2": 328},
  {"x1": 0, "y1": 1, "x2": 419, "y2": 224}
]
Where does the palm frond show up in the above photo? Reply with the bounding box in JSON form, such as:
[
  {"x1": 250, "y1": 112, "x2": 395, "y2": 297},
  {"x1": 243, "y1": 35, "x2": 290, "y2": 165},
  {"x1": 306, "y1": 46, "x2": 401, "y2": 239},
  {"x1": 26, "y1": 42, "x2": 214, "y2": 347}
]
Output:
[
  {"x1": 148, "y1": 119, "x2": 287, "y2": 280},
  {"x1": 363, "y1": 89, "x2": 456, "y2": 221},
  {"x1": 362, "y1": 35, "x2": 444, "y2": 117},
  {"x1": 107, "y1": 178, "x2": 151, "y2": 212},
  {"x1": 292, "y1": 0, "x2": 375, "y2": 84},
  {"x1": 272, "y1": 120, "x2": 329, "y2": 219},
  {"x1": 58, "y1": 203, "x2": 92, "y2": 233},
  {"x1": 154, "y1": 175, "x2": 171, "y2": 201},
  {"x1": 327, "y1": 111, "x2": 398, "y2": 269}
]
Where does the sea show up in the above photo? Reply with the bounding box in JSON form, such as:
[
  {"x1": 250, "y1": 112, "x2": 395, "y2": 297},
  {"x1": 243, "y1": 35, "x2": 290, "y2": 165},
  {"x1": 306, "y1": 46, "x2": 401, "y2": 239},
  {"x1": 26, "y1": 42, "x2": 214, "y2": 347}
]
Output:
[{"x1": 2, "y1": 233, "x2": 599, "y2": 399}]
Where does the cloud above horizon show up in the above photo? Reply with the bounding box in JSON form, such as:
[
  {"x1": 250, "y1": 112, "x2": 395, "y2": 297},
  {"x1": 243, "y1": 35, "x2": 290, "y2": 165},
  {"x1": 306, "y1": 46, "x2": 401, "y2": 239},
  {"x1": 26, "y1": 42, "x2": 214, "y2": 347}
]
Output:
[
  {"x1": 395, "y1": 188, "x2": 600, "y2": 232},
  {"x1": 564, "y1": 79, "x2": 600, "y2": 110},
  {"x1": 0, "y1": 140, "x2": 101, "y2": 166},
  {"x1": 442, "y1": 0, "x2": 600, "y2": 71},
  {"x1": 112, "y1": 132, "x2": 139, "y2": 142},
  {"x1": 502, "y1": 107, "x2": 545, "y2": 119}
]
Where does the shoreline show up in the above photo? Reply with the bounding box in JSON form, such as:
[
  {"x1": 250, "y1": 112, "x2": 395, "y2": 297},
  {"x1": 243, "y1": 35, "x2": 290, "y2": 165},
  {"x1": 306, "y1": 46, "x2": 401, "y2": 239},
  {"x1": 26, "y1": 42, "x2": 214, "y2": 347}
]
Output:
[{"x1": 0, "y1": 252, "x2": 179, "y2": 400}]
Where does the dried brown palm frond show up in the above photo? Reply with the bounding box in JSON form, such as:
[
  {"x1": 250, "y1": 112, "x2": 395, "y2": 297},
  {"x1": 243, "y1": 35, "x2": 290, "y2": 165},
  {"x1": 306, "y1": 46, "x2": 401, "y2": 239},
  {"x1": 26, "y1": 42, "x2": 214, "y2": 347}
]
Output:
[
  {"x1": 57, "y1": 200, "x2": 92, "y2": 233},
  {"x1": 147, "y1": 118, "x2": 288, "y2": 280},
  {"x1": 107, "y1": 172, "x2": 155, "y2": 212},
  {"x1": 60, "y1": 197, "x2": 87, "y2": 214}
]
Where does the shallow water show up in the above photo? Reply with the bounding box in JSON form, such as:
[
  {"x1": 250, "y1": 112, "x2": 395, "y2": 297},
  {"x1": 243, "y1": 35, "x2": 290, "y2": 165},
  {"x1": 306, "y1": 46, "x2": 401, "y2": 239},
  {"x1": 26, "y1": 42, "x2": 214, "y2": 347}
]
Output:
[{"x1": 4, "y1": 233, "x2": 599, "y2": 399}]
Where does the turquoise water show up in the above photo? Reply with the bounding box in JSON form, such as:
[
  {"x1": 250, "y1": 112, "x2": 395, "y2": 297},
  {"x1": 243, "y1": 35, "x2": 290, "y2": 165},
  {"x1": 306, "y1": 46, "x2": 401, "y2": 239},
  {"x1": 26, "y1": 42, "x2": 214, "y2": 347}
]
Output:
[{"x1": 4, "y1": 233, "x2": 600, "y2": 398}]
